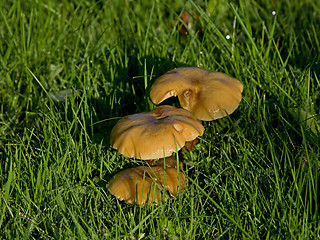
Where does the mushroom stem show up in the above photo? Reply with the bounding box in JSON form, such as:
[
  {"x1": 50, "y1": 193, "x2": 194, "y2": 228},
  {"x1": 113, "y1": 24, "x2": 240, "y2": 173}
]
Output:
[
  {"x1": 184, "y1": 138, "x2": 198, "y2": 151},
  {"x1": 156, "y1": 156, "x2": 184, "y2": 169},
  {"x1": 146, "y1": 159, "x2": 157, "y2": 166}
]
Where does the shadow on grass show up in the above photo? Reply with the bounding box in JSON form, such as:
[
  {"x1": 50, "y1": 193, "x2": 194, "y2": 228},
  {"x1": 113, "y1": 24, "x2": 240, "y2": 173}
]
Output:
[{"x1": 88, "y1": 54, "x2": 194, "y2": 146}]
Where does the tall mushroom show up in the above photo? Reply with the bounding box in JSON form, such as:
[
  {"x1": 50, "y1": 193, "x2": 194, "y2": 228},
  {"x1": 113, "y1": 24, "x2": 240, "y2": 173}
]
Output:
[
  {"x1": 149, "y1": 67, "x2": 243, "y2": 121},
  {"x1": 110, "y1": 105, "x2": 204, "y2": 160}
]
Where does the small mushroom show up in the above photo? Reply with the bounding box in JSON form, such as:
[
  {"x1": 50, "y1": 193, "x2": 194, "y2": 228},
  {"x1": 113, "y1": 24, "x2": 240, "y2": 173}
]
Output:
[
  {"x1": 149, "y1": 67, "x2": 243, "y2": 121},
  {"x1": 110, "y1": 105, "x2": 204, "y2": 160},
  {"x1": 108, "y1": 159, "x2": 186, "y2": 205},
  {"x1": 108, "y1": 166, "x2": 163, "y2": 205}
]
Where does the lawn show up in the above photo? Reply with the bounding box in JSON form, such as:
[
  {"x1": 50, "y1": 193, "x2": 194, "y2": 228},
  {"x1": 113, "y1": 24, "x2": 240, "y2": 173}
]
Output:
[{"x1": 0, "y1": 0, "x2": 319, "y2": 239}]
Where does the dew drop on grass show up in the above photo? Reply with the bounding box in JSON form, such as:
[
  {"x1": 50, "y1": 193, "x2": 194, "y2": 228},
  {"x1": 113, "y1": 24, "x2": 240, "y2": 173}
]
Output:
[
  {"x1": 226, "y1": 34, "x2": 230, "y2": 40},
  {"x1": 272, "y1": 11, "x2": 276, "y2": 15}
]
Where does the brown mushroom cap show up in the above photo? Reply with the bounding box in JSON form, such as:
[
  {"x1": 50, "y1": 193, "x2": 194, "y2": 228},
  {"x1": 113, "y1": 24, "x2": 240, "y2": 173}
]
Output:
[
  {"x1": 149, "y1": 67, "x2": 243, "y2": 121},
  {"x1": 110, "y1": 105, "x2": 204, "y2": 160},
  {"x1": 108, "y1": 166, "x2": 163, "y2": 205},
  {"x1": 108, "y1": 163, "x2": 186, "y2": 205},
  {"x1": 154, "y1": 167, "x2": 186, "y2": 196}
]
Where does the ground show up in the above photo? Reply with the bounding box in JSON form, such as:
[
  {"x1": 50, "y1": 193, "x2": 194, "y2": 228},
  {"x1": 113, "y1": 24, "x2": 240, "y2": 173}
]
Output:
[{"x1": 0, "y1": 0, "x2": 319, "y2": 239}]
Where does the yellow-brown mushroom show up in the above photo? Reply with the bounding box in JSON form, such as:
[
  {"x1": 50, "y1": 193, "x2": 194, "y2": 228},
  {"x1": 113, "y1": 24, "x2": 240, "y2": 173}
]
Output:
[
  {"x1": 150, "y1": 67, "x2": 243, "y2": 121},
  {"x1": 110, "y1": 105, "x2": 204, "y2": 160},
  {"x1": 108, "y1": 157, "x2": 186, "y2": 205}
]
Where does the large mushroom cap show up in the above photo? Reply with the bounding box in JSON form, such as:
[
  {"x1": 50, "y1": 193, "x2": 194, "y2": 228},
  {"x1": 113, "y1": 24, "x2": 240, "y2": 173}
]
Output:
[
  {"x1": 110, "y1": 105, "x2": 204, "y2": 160},
  {"x1": 149, "y1": 67, "x2": 243, "y2": 121},
  {"x1": 108, "y1": 162, "x2": 186, "y2": 205}
]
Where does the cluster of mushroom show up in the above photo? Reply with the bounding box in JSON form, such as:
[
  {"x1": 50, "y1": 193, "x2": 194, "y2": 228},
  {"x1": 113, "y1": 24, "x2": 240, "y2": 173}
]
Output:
[{"x1": 108, "y1": 67, "x2": 243, "y2": 206}]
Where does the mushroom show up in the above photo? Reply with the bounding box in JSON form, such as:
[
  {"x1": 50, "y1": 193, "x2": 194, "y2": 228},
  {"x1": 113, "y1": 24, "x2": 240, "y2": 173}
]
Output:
[
  {"x1": 108, "y1": 157, "x2": 186, "y2": 205},
  {"x1": 110, "y1": 105, "x2": 204, "y2": 160},
  {"x1": 108, "y1": 166, "x2": 163, "y2": 205},
  {"x1": 149, "y1": 67, "x2": 243, "y2": 121}
]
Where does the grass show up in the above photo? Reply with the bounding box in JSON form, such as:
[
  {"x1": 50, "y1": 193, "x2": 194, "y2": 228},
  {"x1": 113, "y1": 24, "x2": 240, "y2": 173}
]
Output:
[{"x1": 0, "y1": 0, "x2": 319, "y2": 238}]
